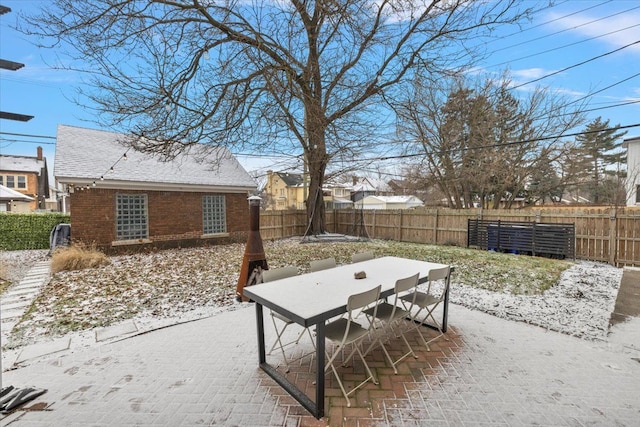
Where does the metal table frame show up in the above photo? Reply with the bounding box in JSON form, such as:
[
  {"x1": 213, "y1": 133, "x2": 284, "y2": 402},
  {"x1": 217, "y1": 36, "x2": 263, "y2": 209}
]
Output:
[{"x1": 243, "y1": 256, "x2": 451, "y2": 419}]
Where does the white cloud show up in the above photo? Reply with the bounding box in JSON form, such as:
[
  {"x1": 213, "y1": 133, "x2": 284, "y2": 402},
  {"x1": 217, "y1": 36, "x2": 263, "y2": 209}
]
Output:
[
  {"x1": 512, "y1": 67, "x2": 553, "y2": 80},
  {"x1": 544, "y1": 9, "x2": 640, "y2": 54}
]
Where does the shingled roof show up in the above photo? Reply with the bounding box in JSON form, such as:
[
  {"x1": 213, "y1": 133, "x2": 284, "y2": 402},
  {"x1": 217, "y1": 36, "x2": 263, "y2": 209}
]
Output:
[{"x1": 54, "y1": 125, "x2": 256, "y2": 192}]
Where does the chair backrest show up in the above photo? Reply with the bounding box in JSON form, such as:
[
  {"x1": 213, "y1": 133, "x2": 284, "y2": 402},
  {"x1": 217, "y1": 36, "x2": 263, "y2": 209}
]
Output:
[
  {"x1": 309, "y1": 257, "x2": 337, "y2": 272},
  {"x1": 391, "y1": 272, "x2": 420, "y2": 313},
  {"x1": 351, "y1": 252, "x2": 374, "y2": 263},
  {"x1": 347, "y1": 285, "x2": 381, "y2": 316},
  {"x1": 262, "y1": 266, "x2": 298, "y2": 283},
  {"x1": 426, "y1": 266, "x2": 451, "y2": 299},
  {"x1": 395, "y1": 272, "x2": 420, "y2": 294}
]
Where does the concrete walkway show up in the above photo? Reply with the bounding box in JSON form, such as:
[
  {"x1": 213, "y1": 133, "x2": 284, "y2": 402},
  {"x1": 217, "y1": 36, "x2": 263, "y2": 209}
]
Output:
[{"x1": 0, "y1": 264, "x2": 638, "y2": 426}]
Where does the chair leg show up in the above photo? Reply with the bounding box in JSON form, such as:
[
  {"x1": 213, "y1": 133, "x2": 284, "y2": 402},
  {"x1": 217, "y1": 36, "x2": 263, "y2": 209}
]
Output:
[
  {"x1": 411, "y1": 307, "x2": 446, "y2": 350},
  {"x1": 325, "y1": 341, "x2": 378, "y2": 407},
  {"x1": 269, "y1": 316, "x2": 291, "y2": 372}
]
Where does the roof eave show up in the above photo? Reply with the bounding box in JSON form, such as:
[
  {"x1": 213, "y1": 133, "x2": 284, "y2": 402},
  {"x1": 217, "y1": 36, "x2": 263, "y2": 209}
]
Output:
[{"x1": 57, "y1": 177, "x2": 255, "y2": 193}]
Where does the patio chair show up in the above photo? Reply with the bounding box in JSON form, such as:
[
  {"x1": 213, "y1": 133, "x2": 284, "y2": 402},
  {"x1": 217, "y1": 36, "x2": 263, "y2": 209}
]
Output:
[
  {"x1": 363, "y1": 273, "x2": 420, "y2": 374},
  {"x1": 263, "y1": 266, "x2": 314, "y2": 372},
  {"x1": 324, "y1": 285, "x2": 381, "y2": 407},
  {"x1": 351, "y1": 251, "x2": 374, "y2": 263},
  {"x1": 401, "y1": 265, "x2": 451, "y2": 350},
  {"x1": 310, "y1": 257, "x2": 336, "y2": 272}
]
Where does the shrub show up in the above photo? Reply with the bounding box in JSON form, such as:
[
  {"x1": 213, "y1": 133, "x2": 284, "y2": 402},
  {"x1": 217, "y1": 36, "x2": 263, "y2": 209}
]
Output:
[
  {"x1": 0, "y1": 213, "x2": 70, "y2": 250},
  {"x1": 51, "y1": 245, "x2": 110, "y2": 273}
]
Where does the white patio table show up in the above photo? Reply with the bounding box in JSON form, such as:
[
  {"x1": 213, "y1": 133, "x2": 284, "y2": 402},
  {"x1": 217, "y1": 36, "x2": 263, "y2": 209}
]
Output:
[{"x1": 242, "y1": 256, "x2": 452, "y2": 419}]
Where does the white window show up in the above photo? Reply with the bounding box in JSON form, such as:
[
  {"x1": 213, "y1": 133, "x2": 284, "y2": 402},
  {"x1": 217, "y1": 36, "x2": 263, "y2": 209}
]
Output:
[
  {"x1": 6, "y1": 176, "x2": 14, "y2": 188},
  {"x1": 116, "y1": 194, "x2": 148, "y2": 240},
  {"x1": 17, "y1": 176, "x2": 26, "y2": 189},
  {"x1": 203, "y1": 195, "x2": 226, "y2": 234}
]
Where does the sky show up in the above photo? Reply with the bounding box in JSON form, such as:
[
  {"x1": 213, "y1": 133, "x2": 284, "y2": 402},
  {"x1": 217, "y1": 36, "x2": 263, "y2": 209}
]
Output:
[{"x1": 1, "y1": 0, "x2": 639, "y2": 184}]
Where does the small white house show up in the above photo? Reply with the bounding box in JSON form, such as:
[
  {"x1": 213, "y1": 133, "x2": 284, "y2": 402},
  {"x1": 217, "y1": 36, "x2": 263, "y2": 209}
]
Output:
[
  {"x1": 0, "y1": 184, "x2": 34, "y2": 212},
  {"x1": 624, "y1": 136, "x2": 640, "y2": 206},
  {"x1": 354, "y1": 195, "x2": 424, "y2": 210}
]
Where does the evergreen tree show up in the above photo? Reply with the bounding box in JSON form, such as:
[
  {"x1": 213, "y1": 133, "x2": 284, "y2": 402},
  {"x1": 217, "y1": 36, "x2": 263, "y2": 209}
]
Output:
[{"x1": 575, "y1": 117, "x2": 627, "y2": 204}]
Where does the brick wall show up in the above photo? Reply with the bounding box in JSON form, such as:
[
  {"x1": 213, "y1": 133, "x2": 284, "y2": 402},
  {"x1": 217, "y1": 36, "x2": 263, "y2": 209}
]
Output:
[{"x1": 69, "y1": 188, "x2": 250, "y2": 252}]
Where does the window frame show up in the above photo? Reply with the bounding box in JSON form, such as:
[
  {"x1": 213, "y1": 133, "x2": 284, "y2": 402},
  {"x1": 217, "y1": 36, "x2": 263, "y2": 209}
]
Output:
[
  {"x1": 202, "y1": 194, "x2": 227, "y2": 235},
  {"x1": 115, "y1": 193, "x2": 149, "y2": 241},
  {"x1": 17, "y1": 175, "x2": 26, "y2": 189}
]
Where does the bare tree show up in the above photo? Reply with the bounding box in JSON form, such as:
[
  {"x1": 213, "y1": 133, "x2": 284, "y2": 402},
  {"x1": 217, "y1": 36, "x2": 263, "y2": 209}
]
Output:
[
  {"x1": 398, "y1": 74, "x2": 583, "y2": 208},
  {"x1": 21, "y1": 0, "x2": 537, "y2": 233}
]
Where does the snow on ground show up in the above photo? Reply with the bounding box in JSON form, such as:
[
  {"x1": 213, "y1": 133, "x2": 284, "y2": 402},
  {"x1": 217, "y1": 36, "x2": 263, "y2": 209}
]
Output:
[{"x1": 447, "y1": 261, "x2": 623, "y2": 341}]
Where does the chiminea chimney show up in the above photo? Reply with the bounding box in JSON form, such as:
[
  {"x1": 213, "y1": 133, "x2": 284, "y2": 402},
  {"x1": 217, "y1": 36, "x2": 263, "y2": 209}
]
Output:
[
  {"x1": 36, "y1": 146, "x2": 43, "y2": 160},
  {"x1": 236, "y1": 196, "x2": 268, "y2": 302}
]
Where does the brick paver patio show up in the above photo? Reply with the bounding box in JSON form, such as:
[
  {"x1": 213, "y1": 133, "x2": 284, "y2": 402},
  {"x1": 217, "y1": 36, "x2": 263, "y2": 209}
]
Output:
[{"x1": 2, "y1": 301, "x2": 638, "y2": 426}]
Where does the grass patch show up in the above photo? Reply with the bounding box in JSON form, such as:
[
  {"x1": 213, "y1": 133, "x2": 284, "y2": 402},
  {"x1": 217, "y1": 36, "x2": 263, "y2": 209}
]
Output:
[{"x1": 50, "y1": 245, "x2": 111, "y2": 273}]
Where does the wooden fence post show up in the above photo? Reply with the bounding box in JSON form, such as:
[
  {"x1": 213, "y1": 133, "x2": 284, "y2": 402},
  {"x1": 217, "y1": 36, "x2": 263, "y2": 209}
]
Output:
[
  {"x1": 372, "y1": 210, "x2": 376, "y2": 238},
  {"x1": 433, "y1": 209, "x2": 439, "y2": 245},
  {"x1": 609, "y1": 209, "x2": 617, "y2": 266},
  {"x1": 398, "y1": 210, "x2": 403, "y2": 242}
]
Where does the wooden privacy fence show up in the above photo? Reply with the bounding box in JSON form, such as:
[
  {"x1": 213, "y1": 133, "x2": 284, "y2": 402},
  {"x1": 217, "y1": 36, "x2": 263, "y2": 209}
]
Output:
[{"x1": 259, "y1": 207, "x2": 640, "y2": 268}]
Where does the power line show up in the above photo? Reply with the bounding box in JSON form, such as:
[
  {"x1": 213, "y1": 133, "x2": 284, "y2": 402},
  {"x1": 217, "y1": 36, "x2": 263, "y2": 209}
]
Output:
[
  {"x1": 361, "y1": 123, "x2": 640, "y2": 162},
  {"x1": 0, "y1": 131, "x2": 56, "y2": 139},
  {"x1": 0, "y1": 137, "x2": 56, "y2": 145},
  {"x1": 489, "y1": 4, "x2": 640, "y2": 55},
  {"x1": 560, "y1": 72, "x2": 640, "y2": 109},
  {"x1": 481, "y1": 0, "x2": 611, "y2": 47},
  {"x1": 510, "y1": 39, "x2": 640, "y2": 90},
  {"x1": 487, "y1": 23, "x2": 640, "y2": 69}
]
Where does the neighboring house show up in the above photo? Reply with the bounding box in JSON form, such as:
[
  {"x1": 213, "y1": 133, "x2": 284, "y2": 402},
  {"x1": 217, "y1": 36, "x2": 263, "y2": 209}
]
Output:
[
  {"x1": 354, "y1": 195, "x2": 424, "y2": 210},
  {"x1": 387, "y1": 179, "x2": 411, "y2": 195},
  {"x1": 0, "y1": 146, "x2": 50, "y2": 211},
  {"x1": 55, "y1": 124, "x2": 257, "y2": 251},
  {"x1": 264, "y1": 170, "x2": 306, "y2": 210},
  {"x1": 323, "y1": 181, "x2": 353, "y2": 210},
  {"x1": 264, "y1": 171, "x2": 355, "y2": 210},
  {"x1": 348, "y1": 176, "x2": 394, "y2": 202},
  {"x1": 0, "y1": 184, "x2": 34, "y2": 212},
  {"x1": 624, "y1": 136, "x2": 640, "y2": 206}
]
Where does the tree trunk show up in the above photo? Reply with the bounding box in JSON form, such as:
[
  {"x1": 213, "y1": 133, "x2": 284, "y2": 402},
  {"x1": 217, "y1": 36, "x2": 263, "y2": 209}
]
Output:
[{"x1": 306, "y1": 150, "x2": 328, "y2": 235}]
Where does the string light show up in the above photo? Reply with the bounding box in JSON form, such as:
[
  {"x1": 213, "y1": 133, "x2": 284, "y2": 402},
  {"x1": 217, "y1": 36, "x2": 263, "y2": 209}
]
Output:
[{"x1": 91, "y1": 148, "x2": 131, "y2": 189}]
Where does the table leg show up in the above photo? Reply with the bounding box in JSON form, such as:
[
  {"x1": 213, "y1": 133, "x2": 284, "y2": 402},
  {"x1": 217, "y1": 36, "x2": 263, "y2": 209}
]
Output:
[
  {"x1": 315, "y1": 321, "x2": 325, "y2": 418},
  {"x1": 442, "y1": 276, "x2": 450, "y2": 333},
  {"x1": 255, "y1": 303, "x2": 266, "y2": 364},
  {"x1": 255, "y1": 305, "x2": 322, "y2": 419}
]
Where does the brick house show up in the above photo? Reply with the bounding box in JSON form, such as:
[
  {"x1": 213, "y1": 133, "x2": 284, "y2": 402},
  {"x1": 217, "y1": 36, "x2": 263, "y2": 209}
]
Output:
[
  {"x1": 54, "y1": 125, "x2": 257, "y2": 251},
  {"x1": 0, "y1": 146, "x2": 50, "y2": 211}
]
